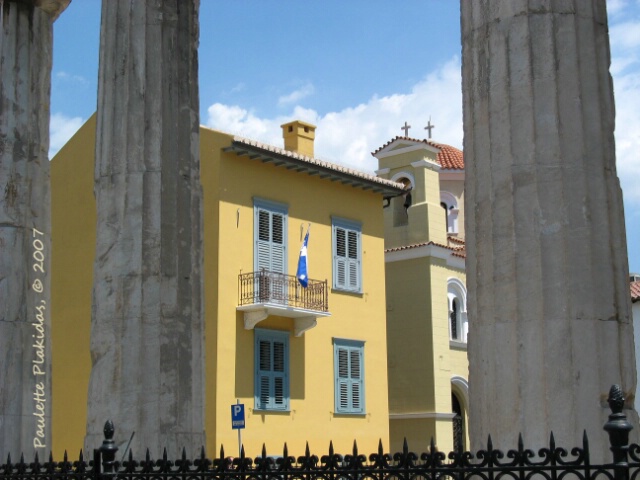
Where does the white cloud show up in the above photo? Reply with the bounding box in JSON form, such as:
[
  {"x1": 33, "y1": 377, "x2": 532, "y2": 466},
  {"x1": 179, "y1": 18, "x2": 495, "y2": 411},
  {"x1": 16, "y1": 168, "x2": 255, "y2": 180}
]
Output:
[
  {"x1": 612, "y1": 70, "x2": 640, "y2": 203},
  {"x1": 277, "y1": 83, "x2": 315, "y2": 107},
  {"x1": 55, "y1": 71, "x2": 88, "y2": 84},
  {"x1": 205, "y1": 58, "x2": 463, "y2": 173},
  {"x1": 49, "y1": 113, "x2": 83, "y2": 158}
]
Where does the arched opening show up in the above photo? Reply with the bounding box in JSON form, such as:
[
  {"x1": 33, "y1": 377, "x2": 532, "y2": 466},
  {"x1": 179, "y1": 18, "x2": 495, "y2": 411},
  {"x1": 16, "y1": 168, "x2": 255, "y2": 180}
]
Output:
[
  {"x1": 440, "y1": 191, "x2": 459, "y2": 234},
  {"x1": 452, "y1": 391, "x2": 465, "y2": 453},
  {"x1": 393, "y1": 177, "x2": 412, "y2": 227},
  {"x1": 447, "y1": 278, "x2": 468, "y2": 343}
]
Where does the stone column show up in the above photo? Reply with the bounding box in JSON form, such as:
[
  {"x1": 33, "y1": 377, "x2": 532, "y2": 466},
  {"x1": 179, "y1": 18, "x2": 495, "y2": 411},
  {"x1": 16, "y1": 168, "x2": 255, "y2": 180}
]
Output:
[
  {"x1": 461, "y1": 0, "x2": 637, "y2": 462},
  {"x1": 0, "y1": 0, "x2": 69, "y2": 460},
  {"x1": 85, "y1": 0, "x2": 205, "y2": 458}
]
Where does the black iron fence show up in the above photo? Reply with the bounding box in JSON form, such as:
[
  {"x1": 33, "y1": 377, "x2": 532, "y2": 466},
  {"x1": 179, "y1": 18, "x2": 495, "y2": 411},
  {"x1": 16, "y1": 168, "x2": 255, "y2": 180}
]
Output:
[
  {"x1": 2, "y1": 385, "x2": 639, "y2": 480},
  {"x1": 238, "y1": 270, "x2": 328, "y2": 312}
]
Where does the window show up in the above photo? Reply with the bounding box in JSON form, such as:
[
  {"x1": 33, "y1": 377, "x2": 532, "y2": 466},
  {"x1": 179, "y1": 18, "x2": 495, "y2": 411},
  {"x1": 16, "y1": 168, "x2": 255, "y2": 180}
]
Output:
[
  {"x1": 440, "y1": 191, "x2": 459, "y2": 234},
  {"x1": 332, "y1": 218, "x2": 361, "y2": 292},
  {"x1": 448, "y1": 278, "x2": 468, "y2": 343},
  {"x1": 333, "y1": 338, "x2": 365, "y2": 414},
  {"x1": 254, "y1": 199, "x2": 287, "y2": 274},
  {"x1": 254, "y1": 329, "x2": 289, "y2": 411}
]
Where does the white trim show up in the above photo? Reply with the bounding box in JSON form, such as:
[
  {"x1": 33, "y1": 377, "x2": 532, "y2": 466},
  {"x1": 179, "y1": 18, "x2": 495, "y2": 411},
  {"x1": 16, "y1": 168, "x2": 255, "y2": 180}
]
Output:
[
  {"x1": 390, "y1": 171, "x2": 415, "y2": 188},
  {"x1": 385, "y1": 244, "x2": 465, "y2": 270},
  {"x1": 375, "y1": 167, "x2": 391, "y2": 175},
  {"x1": 389, "y1": 412, "x2": 456, "y2": 420},
  {"x1": 374, "y1": 142, "x2": 441, "y2": 159},
  {"x1": 451, "y1": 375, "x2": 470, "y2": 412},
  {"x1": 411, "y1": 159, "x2": 441, "y2": 172}
]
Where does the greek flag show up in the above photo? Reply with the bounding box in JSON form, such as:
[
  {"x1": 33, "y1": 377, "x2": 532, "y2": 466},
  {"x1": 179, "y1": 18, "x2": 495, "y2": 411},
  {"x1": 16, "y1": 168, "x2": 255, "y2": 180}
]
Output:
[{"x1": 296, "y1": 227, "x2": 310, "y2": 287}]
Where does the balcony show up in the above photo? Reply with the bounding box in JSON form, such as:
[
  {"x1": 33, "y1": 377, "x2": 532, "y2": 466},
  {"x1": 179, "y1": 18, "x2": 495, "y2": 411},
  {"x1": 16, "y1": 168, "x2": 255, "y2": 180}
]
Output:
[{"x1": 238, "y1": 270, "x2": 330, "y2": 336}]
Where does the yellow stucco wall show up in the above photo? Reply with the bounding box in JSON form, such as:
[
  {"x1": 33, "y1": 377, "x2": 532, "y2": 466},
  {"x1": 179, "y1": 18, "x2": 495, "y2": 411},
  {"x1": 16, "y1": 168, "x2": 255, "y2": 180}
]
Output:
[
  {"x1": 50, "y1": 121, "x2": 391, "y2": 459},
  {"x1": 50, "y1": 114, "x2": 97, "y2": 457},
  {"x1": 201, "y1": 127, "x2": 390, "y2": 455}
]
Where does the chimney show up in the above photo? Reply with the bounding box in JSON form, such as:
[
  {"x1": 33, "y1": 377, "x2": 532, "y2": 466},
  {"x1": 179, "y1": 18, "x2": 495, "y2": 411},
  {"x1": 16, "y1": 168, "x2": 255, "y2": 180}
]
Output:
[{"x1": 281, "y1": 120, "x2": 316, "y2": 157}]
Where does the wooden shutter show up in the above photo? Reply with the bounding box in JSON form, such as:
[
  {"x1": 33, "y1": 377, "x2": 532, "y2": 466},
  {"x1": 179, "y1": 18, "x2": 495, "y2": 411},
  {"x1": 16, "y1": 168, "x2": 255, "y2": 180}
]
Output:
[
  {"x1": 255, "y1": 202, "x2": 287, "y2": 274},
  {"x1": 333, "y1": 220, "x2": 361, "y2": 292},
  {"x1": 334, "y1": 340, "x2": 364, "y2": 414},
  {"x1": 255, "y1": 330, "x2": 289, "y2": 411}
]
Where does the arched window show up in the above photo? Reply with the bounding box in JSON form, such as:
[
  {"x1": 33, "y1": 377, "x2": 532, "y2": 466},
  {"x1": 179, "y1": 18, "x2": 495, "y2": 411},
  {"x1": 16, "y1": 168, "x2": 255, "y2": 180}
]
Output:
[
  {"x1": 447, "y1": 278, "x2": 468, "y2": 343},
  {"x1": 440, "y1": 191, "x2": 459, "y2": 234},
  {"x1": 452, "y1": 392, "x2": 465, "y2": 453}
]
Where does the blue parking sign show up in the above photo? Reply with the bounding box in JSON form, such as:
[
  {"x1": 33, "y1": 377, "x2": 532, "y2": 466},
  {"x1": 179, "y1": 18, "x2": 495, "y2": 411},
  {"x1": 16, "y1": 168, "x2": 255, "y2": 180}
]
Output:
[{"x1": 231, "y1": 403, "x2": 245, "y2": 429}]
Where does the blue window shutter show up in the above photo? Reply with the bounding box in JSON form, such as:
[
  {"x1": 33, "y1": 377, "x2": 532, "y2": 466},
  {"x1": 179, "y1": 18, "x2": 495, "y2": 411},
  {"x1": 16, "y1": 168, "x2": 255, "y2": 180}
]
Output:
[
  {"x1": 254, "y1": 199, "x2": 288, "y2": 274},
  {"x1": 255, "y1": 329, "x2": 290, "y2": 411},
  {"x1": 333, "y1": 339, "x2": 365, "y2": 414},
  {"x1": 332, "y1": 218, "x2": 361, "y2": 292}
]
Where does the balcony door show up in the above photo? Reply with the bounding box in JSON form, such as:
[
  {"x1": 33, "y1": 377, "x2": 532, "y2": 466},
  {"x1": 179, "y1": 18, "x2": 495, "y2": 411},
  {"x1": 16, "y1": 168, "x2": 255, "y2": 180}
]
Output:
[{"x1": 254, "y1": 199, "x2": 288, "y2": 303}]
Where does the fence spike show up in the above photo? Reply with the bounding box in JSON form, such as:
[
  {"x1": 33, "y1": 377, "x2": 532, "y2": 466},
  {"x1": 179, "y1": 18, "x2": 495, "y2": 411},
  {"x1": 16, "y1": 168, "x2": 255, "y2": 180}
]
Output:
[
  {"x1": 240, "y1": 444, "x2": 246, "y2": 459},
  {"x1": 487, "y1": 435, "x2": 493, "y2": 451},
  {"x1": 49, "y1": 451, "x2": 54, "y2": 463},
  {"x1": 162, "y1": 447, "x2": 168, "y2": 461},
  {"x1": 20, "y1": 453, "x2": 25, "y2": 464},
  {"x1": 6, "y1": 453, "x2": 11, "y2": 465},
  {"x1": 128, "y1": 450, "x2": 133, "y2": 461},
  {"x1": 79, "y1": 449, "x2": 84, "y2": 462},
  {"x1": 283, "y1": 442, "x2": 289, "y2": 457},
  {"x1": 34, "y1": 451, "x2": 39, "y2": 463},
  {"x1": 430, "y1": 437, "x2": 436, "y2": 453},
  {"x1": 305, "y1": 442, "x2": 311, "y2": 457},
  {"x1": 378, "y1": 439, "x2": 384, "y2": 456},
  {"x1": 329, "y1": 440, "x2": 334, "y2": 456},
  {"x1": 403, "y1": 437, "x2": 409, "y2": 454},
  {"x1": 182, "y1": 447, "x2": 187, "y2": 460},
  {"x1": 517, "y1": 433, "x2": 523, "y2": 451},
  {"x1": 353, "y1": 440, "x2": 358, "y2": 456},
  {"x1": 262, "y1": 443, "x2": 267, "y2": 458},
  {"x1": 219, "y1": 444, "x2": 225, "y2": 460},
  {"x1": 200, "y1": 446, "x2": 206, "y2": 460},
  {"x1": 145, "y1": 448, "x2": 151, "y2": 462},
  {"x1": 550, "y1": 431, "x2": 556, "y2": 450}
]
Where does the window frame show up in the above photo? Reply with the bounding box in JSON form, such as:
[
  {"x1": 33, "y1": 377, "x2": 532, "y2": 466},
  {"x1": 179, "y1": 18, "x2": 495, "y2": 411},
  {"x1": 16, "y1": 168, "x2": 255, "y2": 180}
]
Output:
[
  {"x1": 331, "y1": 217, "x2": 362, "y2": 293},
  {"x1": 333, "y1": 338, "x2": 365, "y2": 415},
  {"x1": 254, "y1": 328, "x2": 290, "y2": 411}
]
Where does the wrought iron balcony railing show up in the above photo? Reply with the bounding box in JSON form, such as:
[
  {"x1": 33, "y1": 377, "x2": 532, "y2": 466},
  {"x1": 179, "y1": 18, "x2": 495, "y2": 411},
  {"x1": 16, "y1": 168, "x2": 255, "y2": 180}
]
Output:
[{"x1": 239, "y1": 270, "x2": 328, "y2": 313}]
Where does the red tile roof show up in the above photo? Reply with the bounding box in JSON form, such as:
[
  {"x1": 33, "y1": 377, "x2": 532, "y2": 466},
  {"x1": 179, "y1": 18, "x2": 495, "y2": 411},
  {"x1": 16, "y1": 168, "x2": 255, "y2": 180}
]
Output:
[
  {"x1": 385, "y1": 240, "x2": 466, "y2": 258},
  {"x1": 632, "y1": 281, "x2": 640, "y2": 303},
  {"x1": 372, "y1": 136, "x2": 464, "y2": 170}
]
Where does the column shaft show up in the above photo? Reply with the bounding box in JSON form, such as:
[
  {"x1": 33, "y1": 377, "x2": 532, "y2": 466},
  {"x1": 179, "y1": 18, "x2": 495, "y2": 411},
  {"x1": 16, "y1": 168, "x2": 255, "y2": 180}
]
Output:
[
  {"x1": 86, "y1": 0, "x2": 204, "y2": 458},
  {"x1": 461, "y1": 0, "x2": 636, "y2": 462}
]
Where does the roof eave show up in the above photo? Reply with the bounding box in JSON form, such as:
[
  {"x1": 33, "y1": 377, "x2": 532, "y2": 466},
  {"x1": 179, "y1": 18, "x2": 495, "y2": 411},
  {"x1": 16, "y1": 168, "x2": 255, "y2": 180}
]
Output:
[{"x1": 225, "y1": 141, "x2": 405, "y2": 197}]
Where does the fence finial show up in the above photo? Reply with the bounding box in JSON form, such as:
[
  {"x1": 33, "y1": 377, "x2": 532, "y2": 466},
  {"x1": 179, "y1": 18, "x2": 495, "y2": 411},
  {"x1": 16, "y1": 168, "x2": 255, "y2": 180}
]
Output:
[
  {"x1": 99, "y1": 420, "x2": 119, "y2": 476},
  {"x1": 604, "y1": 385, "x2": 633, "y2": 480}
]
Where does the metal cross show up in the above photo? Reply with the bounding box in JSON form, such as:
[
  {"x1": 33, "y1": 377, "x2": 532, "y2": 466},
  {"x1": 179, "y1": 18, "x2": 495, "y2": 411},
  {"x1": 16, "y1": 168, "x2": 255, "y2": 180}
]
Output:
[
  {"x1": 401, "y1": 121, "x2": 411, "y2": 136},
  {"x1": 424, "y1": 117, "x2": 435, "y2": 139}
]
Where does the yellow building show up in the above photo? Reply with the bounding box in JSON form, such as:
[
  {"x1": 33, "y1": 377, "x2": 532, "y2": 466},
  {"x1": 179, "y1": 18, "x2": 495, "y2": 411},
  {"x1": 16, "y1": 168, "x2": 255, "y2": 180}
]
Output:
[
  {"x1": 372, "y1": 136, "x2": 468, "y2": 454},
  {"x1": 51, "y1": 117, "x2": 404, "y2": 458}
]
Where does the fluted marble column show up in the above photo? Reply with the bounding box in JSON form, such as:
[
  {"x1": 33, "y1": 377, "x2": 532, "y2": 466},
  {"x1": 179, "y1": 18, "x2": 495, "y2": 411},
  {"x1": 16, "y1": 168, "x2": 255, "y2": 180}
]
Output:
[
  {"x1": 0, "y1": 0, "x2": 69, "y2": 459},
  {"x1": 85, "y1": 0, "x2": 204, "y2": 458},
  {"x1": 461, "y1": 0, "x2": 637, "y2": 462}
]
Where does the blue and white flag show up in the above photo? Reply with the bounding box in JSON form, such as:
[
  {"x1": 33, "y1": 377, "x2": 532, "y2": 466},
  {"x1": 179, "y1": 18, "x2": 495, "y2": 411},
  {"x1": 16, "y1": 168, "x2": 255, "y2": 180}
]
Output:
[{"x1": 296, "y1": 226, "x2": 310, "y2": 287}]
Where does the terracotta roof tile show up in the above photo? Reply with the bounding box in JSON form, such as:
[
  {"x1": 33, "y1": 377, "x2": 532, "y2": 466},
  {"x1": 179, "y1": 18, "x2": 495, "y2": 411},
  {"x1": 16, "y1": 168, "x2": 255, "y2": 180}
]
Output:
[
  {"x1": 385, "y1": 240, "x2": 466, "y2": 258},
  {"x1": 372, "y1": 136, "x2": 464, "y2": 170},
  {"x1": 632, "y1": 281, "x2": 640, "y2": 302}
]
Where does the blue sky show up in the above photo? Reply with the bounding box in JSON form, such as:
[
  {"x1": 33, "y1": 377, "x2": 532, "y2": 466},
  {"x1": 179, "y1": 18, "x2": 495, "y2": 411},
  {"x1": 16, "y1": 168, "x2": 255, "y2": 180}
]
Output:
[{"x1": 50, "y1": 0, "x2": 640, "y2": 274}]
